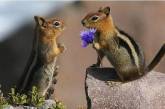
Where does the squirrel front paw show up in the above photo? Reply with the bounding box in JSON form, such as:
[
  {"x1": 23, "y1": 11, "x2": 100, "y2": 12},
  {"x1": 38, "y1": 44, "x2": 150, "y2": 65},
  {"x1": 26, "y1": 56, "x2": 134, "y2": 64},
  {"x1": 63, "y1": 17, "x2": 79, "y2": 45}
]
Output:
[
  {"x1": 94, "y1": 43, "x2": 101, "y2": 50},
  {"x1": 90, "y1": 63, "x2": 100, "y2": 68},
  {"x1": 58, "y1": 43, "x2": 66, "y2": 53}
]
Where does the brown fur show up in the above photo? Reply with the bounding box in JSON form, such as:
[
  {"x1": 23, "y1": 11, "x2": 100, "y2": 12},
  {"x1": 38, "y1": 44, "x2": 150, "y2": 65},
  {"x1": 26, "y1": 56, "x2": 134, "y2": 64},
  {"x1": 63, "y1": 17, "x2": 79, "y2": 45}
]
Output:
[
  {"x1": 17, "y1": 16, "x2": 65, "y2": 95},
  {"x1": 82, "y1": 8, "x2": 117, "y2": 51},
  {"x1": 36, "y1": 16, "x2": 65, "y2": 64},
  {"x1": 82, "y1": 6, "x2": 164, "y2": 81}
]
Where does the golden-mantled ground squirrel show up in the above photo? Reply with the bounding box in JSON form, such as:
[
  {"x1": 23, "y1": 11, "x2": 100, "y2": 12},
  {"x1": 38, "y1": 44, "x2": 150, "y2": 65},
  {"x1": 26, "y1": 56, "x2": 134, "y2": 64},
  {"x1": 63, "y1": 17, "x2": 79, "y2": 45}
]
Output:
[
  {"x1": 82, "y1": 6, "x2": 165, "y2": 81},
  {"x1": 18, "y1": 16, "x2": 65, "y2": 96}
]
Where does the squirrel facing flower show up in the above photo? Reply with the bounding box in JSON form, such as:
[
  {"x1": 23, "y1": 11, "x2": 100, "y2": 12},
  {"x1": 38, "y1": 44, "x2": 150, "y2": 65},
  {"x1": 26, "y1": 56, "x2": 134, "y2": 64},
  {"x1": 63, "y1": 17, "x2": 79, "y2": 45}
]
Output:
[
  {"x1": 81, "y1": 6, "x2": 165, "y2": 81},
  {"x1": 18, "y1": 16, "x2": 65, "y2": 96}
]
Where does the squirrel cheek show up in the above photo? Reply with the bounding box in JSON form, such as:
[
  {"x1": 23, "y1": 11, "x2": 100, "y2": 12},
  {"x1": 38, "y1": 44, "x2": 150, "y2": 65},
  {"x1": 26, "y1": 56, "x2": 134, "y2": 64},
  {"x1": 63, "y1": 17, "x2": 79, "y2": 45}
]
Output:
[{"x1": 94, "y1": 43, "x2": 101, "y2": 50}]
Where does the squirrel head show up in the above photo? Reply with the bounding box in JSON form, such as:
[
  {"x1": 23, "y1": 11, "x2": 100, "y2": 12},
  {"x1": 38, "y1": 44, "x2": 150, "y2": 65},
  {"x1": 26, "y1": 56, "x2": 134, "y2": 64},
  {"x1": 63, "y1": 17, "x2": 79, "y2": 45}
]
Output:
[
  {"x1": 81, "y1": 6, "x2": 115, "y2": 35},
  {"x1": 34, "y1": 16, "x2": 65, "y2": 38}
]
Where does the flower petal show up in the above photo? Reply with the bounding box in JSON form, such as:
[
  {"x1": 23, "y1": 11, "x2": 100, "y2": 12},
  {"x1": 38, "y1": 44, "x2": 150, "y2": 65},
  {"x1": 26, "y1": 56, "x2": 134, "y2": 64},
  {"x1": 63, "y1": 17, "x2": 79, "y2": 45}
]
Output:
[{"x1": 80, "y1": 28, "x2": 96, "y2": 48}]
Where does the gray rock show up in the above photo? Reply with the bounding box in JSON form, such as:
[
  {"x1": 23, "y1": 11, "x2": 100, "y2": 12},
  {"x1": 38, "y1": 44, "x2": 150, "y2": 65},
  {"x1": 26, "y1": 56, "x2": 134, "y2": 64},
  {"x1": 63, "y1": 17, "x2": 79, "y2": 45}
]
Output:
[
  {"x1": 40, "y1": 99, "x2": 56, "y2": 109},
  {"x1": 85, "y1": 67, "x2": 165, "y2": 109}
]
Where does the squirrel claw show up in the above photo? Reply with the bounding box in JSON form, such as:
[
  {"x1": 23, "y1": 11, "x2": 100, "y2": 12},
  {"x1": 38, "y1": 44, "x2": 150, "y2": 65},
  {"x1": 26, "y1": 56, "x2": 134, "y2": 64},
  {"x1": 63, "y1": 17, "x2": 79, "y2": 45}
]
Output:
[
  {"x1": 94, "y1": 43, "x2": 101, "y2": 50},
  {"x1": 58, "y1": 43, "x2": 66, "y2": 53},
  {"x1": 90, "y1": 64, "x2": 100, "y2": 68}
]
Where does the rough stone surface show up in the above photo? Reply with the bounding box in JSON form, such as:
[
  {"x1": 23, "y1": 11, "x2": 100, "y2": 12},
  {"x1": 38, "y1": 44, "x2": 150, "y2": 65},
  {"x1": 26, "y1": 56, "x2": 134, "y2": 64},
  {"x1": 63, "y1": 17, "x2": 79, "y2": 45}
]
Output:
[
  {"x1": 2, "y1": 100, "x2": 56, "y2": 109},
  {"x1": 85, "y1": 67, "x2": 165, "y2": 109}
]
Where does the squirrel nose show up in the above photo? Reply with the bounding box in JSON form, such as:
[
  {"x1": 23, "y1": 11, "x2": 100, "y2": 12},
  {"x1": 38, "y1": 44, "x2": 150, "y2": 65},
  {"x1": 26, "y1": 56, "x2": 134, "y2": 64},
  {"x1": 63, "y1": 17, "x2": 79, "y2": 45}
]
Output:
[{"x1": 81, "y1": 20, "x2": 85, "y2": 25}]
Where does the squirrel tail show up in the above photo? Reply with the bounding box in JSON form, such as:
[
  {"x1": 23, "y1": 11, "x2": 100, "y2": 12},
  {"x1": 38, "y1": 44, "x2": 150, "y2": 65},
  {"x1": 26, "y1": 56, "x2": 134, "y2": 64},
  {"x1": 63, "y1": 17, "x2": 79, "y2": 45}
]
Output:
[{"x1": 146, "y1": 43, "x2": 165, "y2": 72}]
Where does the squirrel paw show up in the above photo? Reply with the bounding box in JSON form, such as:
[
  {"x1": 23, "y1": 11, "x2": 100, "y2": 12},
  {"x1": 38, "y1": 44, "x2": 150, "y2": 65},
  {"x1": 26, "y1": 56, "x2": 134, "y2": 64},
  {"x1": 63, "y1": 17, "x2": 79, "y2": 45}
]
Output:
[
  {"x1": 90, "y1": 64, "x2": 100, "y2": 68},
  {"x1": 45, "y1": 87, "x2": 54, "y2": 99},
  {"x1": 52, "y1": 78, "x2": 57, "y2": 84},
  {"x1": 58, "y1": 43, "x2": 66, "y2": 53},
  {"x1": 94, "y1": 43, "x2": 101, "y2": 50},
  {"x1": 55, "y1": 65, "x2": 59, "y2": 70}
]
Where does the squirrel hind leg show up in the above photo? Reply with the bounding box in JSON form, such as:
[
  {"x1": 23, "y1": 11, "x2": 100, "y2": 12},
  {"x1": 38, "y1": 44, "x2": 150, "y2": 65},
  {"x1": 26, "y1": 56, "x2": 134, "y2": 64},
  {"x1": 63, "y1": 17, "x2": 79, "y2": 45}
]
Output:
[{"x1": 117, "y1": 66, "x2": 142, "y2": 82}]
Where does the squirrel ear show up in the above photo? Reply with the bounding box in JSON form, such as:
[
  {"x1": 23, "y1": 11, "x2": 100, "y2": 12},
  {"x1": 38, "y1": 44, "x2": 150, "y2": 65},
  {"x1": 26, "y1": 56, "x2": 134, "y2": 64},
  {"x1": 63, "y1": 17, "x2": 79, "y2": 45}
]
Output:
[
  {"x1": 98, "y1": 6, "x2": 110, "y2": 16},
  {"x1": 34, "y1": 16, "x2": 46, "y2": 26}
]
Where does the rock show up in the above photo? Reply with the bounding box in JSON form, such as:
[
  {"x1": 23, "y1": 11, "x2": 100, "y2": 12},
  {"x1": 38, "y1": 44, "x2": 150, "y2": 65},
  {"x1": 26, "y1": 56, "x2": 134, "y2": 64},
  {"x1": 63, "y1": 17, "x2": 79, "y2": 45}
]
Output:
[
  {"x1": 85, "y1": 67, "x2": 165, "y2": 109},
  {"x1": 2, "y1": 99, "x2": 56, "y2": 109},
  {"x1": 40, "y1": 99, "x2": 56, "y2": 109}
]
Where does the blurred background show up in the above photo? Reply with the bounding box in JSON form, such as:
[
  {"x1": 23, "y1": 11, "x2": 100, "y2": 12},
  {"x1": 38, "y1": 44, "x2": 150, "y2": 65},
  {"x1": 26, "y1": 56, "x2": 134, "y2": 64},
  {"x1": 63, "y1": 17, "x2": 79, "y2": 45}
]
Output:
[{"x1": 0, "y1": 1, "x2": 165, "y2": 108}]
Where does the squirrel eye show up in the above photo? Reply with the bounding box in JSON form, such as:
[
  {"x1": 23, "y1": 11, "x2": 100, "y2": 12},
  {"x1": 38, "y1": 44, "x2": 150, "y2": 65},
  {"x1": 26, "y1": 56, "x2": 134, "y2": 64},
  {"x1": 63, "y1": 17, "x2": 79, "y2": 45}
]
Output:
[
  {"x1": 90, "y1": 15, "x2": 99, "y2": 21},
  {"x1": 53, "y1": 21, "x2": 61, "y2": 28}
]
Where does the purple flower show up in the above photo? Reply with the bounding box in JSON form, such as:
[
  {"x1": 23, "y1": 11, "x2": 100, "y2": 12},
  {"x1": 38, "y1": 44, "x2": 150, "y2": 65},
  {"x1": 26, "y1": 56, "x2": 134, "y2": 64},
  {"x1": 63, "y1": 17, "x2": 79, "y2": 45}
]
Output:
[{"x1": 80, "y1": 28, "x2": 96, "y2": 47}]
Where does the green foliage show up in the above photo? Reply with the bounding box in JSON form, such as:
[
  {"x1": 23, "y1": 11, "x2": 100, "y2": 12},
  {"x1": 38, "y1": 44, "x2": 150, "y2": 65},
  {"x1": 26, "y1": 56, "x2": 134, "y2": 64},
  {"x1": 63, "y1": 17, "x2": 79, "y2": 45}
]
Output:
[
  {"x1": 0, "y1": 86, "x2": 65, "y2": 108},
  {"x1": 0, "y1": 85, "x2": 8, "y2": 108},
  {"x1": 7, "y1": 86, "x2": 45, "y2": 107},
  {"x1": 29, "y1": 86, "x2": 45, "y2": 107},
  {"x1": 0, "y1": 97, "x2": 8, "y2": 106},
  {"x1": 53, "y1": 100, "x2": 66, "y2": 109},
  {"x1": 8, "y1": 88, "x2": 27, "y2": 105}
]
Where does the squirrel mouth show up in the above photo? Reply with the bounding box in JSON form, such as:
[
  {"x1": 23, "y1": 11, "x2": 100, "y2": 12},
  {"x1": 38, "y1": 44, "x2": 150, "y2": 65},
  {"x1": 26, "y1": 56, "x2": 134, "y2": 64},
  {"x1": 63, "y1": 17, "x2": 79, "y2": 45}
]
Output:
[{"x1": 85, "y1": 27, "x2": 97, "y2": 30}]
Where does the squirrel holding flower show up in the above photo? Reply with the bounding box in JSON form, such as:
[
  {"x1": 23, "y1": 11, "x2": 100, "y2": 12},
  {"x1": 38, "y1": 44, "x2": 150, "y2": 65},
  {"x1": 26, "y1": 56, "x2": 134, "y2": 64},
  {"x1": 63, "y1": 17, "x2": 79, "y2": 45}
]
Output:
[{"x1": 81, "y1": 6, "x2": 165, "y2": 81}]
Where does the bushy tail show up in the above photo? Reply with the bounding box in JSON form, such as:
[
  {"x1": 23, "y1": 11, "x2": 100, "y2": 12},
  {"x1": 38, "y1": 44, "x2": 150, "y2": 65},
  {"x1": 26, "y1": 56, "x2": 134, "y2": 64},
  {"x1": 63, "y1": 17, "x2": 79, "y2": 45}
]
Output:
[{"x1": 146, "y1": 43, "x2": 165, "y2": 72}]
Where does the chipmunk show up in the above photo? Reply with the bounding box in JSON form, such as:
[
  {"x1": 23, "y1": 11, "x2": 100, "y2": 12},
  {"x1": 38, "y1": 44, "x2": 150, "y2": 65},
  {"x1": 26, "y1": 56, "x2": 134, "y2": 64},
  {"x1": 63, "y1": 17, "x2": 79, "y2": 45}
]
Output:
[
  {"x1": 17, "y1": 16, "x2": 65, "y2": 96},
  {"x1": 81, "y1": 6, "x2": 165, "y2": 81}
]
